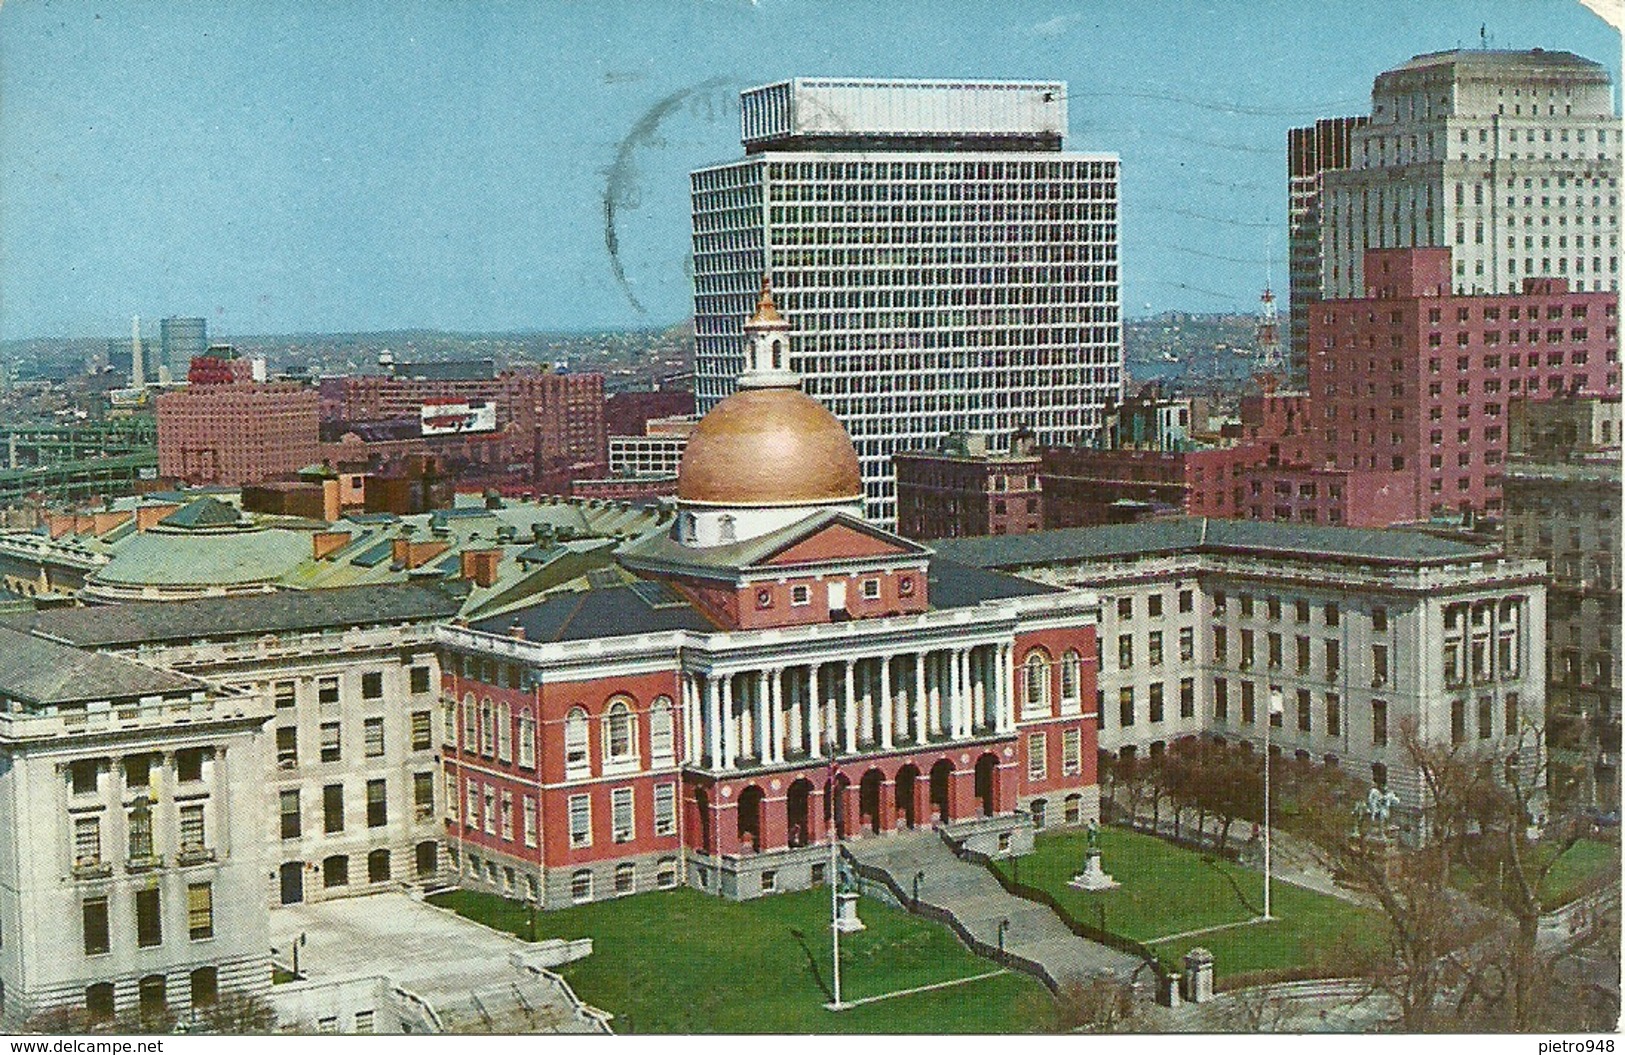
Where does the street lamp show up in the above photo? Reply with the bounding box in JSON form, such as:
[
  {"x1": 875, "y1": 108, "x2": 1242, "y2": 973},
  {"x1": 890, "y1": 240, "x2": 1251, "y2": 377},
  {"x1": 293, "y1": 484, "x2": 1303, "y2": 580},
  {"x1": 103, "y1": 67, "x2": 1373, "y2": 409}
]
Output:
[
  {"x1": 912, "y1": 870, "x2": 925, "y2": 910},
  {"x1": 1264, "y1": 688, "x2": 1282, "y2": 922},
  {"x1": 997, "y1": 918, "x2": 1010, "y2": 963}
]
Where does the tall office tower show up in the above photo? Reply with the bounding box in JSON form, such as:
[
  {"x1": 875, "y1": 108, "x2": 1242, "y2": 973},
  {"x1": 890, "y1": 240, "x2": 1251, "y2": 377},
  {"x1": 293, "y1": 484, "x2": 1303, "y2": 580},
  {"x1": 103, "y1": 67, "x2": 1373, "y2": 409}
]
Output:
[
  {"x1": 691, "y1": 78, "x2": 1122, "y2": 526},
  {"x1": 1317, "y1": 50, "x2": 1619, "y2": 308},
  {"x1": 161, "y1": 316, "x2": 208, "y2": 376},
  {"x1": 1287, "y1": 116, "x2": 1367, "y2": 385}
]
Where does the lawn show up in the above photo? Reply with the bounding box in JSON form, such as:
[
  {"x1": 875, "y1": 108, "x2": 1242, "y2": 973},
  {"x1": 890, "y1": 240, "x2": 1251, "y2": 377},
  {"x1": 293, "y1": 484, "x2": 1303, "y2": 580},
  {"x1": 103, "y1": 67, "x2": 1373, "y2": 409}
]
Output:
[
  {"x1": 1539, "y1": 838, "x2": 1620, "y2": 909},
  {"x1": 992, "y1": 827, "x2": 1385, "y2": 980},
  {"x1": 428, "y1": 886, "x2": 1058, "y2": 1033}
]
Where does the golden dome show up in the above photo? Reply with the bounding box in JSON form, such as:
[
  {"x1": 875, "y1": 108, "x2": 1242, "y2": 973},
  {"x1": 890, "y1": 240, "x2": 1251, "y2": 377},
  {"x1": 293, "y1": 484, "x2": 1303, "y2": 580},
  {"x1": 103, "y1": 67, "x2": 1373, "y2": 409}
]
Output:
[{"x1": 677, "y1": 387, "x2": 862, "y2": 506}]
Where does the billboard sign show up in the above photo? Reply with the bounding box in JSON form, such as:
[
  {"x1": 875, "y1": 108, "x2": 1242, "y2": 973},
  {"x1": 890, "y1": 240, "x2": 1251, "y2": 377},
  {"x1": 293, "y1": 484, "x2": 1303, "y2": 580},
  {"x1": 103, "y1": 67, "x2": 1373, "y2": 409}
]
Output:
[{"x1": 420, "y1": 399, "x2": 497, "y2": 436}]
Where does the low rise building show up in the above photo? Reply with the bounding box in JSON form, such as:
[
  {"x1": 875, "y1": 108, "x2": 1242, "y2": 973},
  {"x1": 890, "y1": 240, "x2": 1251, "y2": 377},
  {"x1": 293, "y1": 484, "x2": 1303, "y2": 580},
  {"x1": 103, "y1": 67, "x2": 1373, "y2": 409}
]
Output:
[{"x1": 893, "y1": 431, "x2": 1043, "y2": 540}]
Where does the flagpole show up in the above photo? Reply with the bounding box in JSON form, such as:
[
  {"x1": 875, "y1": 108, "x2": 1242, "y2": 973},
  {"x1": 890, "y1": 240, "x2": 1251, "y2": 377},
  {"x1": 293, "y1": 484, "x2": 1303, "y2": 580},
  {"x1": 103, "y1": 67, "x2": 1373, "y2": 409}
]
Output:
[
  {"x1": 826, "y1": 750, "x2": 848, "y2": 1011},
  {"x1": 1264, "y1": 688, "x2": 1278, "y2": 921}
]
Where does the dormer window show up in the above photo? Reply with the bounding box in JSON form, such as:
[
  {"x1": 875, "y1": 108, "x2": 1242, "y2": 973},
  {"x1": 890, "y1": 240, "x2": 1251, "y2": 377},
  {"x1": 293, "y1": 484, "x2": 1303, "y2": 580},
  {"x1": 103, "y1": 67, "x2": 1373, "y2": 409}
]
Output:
[
  {"x1": 756, "y1": 588, "x2": 773, "y2": 609},
  {"x1": 861, "y1": 578, "x2": 881, "y2": 600}
]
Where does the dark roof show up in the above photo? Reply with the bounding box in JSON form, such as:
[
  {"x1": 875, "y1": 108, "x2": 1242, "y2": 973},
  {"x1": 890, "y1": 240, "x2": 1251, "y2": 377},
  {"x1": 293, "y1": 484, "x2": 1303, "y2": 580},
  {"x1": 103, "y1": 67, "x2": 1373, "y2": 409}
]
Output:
[
  {"x1": 1, "y1": 582, "x2": 468, "y2": 648},
  {"x1": 926, "y1": 559, "x2": 1059, "y2": 608},
  {"x1": 927, "y1": 517, "x2": 1490, "y2": 571},
  {"x1": 471, "y1": 583, "x2": 714, "y2": 643},
  {"x1": 1392, "y1": 49, "x2": 1606, "y2": 74},
  {"x1": 159, "y1": 496, "x2": 242, "y2": 530},
  {"x1": 0, "y1": 626, "x2": 201, "y2": 705}
]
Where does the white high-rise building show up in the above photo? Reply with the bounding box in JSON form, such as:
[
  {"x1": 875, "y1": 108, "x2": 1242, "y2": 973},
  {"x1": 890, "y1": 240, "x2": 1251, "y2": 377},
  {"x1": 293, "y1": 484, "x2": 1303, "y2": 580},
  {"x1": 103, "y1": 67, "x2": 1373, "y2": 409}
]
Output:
[
  {"x1": 1319, "y1": 49, "x2": 1620, "y2": 302},
  {"x1": 691, "y1": 78, "x2": 1123, "y2": 526}
]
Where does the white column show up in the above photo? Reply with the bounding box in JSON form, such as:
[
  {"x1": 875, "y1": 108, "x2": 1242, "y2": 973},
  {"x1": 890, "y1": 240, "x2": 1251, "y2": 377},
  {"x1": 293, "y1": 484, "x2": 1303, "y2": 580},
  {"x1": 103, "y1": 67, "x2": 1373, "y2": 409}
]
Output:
[
  {"x1": 706, "y1": 675, "x2": 722, "y2": 768},
  {"x1": 880, "y1": 655, "x2": 895, "y2": 751},
  {"x1": 754, "y1": 670, "x2": 768, "y2": 761},
  {"x1": 949, "y1": 648, "x2": 964, "y2": 738},
  {"x1": 843, "y1": 659, "x2": 858, "y2": 754},
  {"x1": 971, "y1": 649, "x2": 985, "y2": 733},
  {"x1": 769, "y1": 668, "x2": 784, "y2": 764},
  {"x1": 787, "y1": 669, "x2": 802, "y2": 759},
  {"x1": 997, "y1": 645, "x2": 1013, "y2": 732},
  {"x1": 722, "y1": 674, "x2": 737, "y2": 769},
  {"x1": 914, "y1": 653, "x2": 928, "y2": 743},
  {"x1": 928, "y1": 653, "x2": 942, "y2": 737},
  {"x1": 809, "y1": 666, "x2": 824, "y2": 759}
]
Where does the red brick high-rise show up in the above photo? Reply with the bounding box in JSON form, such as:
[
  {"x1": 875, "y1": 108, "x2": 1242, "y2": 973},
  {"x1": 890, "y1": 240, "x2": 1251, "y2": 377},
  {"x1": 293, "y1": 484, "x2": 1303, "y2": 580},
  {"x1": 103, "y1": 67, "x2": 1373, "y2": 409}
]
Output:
[
  {"x1": 1310, "y1": 247, "x2": 1619, "y2": 519},
  {"x1": 157, "y1": 383, "x2": 321, "y2": 485}
]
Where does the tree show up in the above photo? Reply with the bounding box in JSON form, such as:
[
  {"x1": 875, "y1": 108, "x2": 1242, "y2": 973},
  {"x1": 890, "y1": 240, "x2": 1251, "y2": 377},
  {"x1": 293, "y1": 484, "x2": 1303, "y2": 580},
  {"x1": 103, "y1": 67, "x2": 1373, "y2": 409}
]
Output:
[
  {"x1": 194, "y1": 991, "x2": 278, "y2": 1034},
  {"x1": 1053, "y1": 974, "x2": 1139, "y2": 1032}
]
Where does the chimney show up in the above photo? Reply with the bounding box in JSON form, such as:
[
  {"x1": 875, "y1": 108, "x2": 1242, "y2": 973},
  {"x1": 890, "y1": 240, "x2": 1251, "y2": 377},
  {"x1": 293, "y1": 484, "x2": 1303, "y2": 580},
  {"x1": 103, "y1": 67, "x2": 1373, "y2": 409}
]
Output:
[
  {"x1": 507, "y1": 620, "x2": 526, "y2": 640},
  {"x1": 461, "y1": 548, "x2": 502, "y2": 588},
  {"x1": 312, "y1": 530, "x2": 352, "y2": 560}
]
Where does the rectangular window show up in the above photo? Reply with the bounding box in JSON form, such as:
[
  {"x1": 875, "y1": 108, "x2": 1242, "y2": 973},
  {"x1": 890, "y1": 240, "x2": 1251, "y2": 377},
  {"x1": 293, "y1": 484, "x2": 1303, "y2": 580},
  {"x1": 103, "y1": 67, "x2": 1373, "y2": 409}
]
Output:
[
  {"x1": 465, "y1": 780, "x2": 478, "y2": 826},
  {"x1": 483, "y1": 785, "x2": 496, "y2": 834},
  {"x1": 364, "y1": 717, "x2": 385, "y2": 758},
  {"x1": 1147, "y1": 594, "x2": 1163, "y2": 618},
  {"x1": 1118, "y1": 687, "x2": 1135, "y2": 727},
  {"x1": 1240, "y1": 629, "x2": 1255, "y2": 669},
  {"x1": 1326, "y1": 694, "x2": 1341, "y2": 736},
  {"x1": 611, "y1": 787, "x2": 635, "y2": 843},
  {"x1": 1372, "y1": 644, "x2": 1389, "y2": 686},
  {"x1": 187, "y1": 883, "x2": 213, "y2": 941},
  {"x1": 1062, "y1": 729, "x2": 1081, "y2": 775},
  {"x1": 1028, "y1": 731, "x2": 1048, "y2": 780},
  {"x1": 320, "y1": 722, "x2": 342, "y2": 763},
  {"x1": 324, "y1": 783, "x2": 344, "y2": 834},
  {"x1": 1478, "y1": 696, "x2": 1494, "y2": 739},
  {"x1": 1324, "y1": 602, "x2": 1339, "y2": 627},
  {"x1": 1372, "y1": 700, "x2": 1389, "y2": 747},
  {"x1": 276, "y1": 726, "x2": 298, "y2": 767},
  {"x1": 1325, "y1": 640, "x2": 1341, "y2": 680},
  {"x1": 569, "y1": 794, "x2": 592, "y2": 848},
  {"x1": 1179, "y1": 589, "x2": 1193, "y2": 613},
  {"x1": 83, "y1": 896, "x2": 110, "y2": 955},
  {"x1": 124, "y1": 755, "x2": 151, "y2": 789},
  {"x1": 318, "y1": 676, "x2": 340, "y2": 707},
  {"x1": 1118, "y1": 634, "x2": 1133, "y2": 669},
  {"x1": 410, "y1": 665, "x2": 431, "y2": 695},
  {"x1": 179, "y1": 803, "x2": 206, "y2": 852},
  {"x1": 1452, "y1": 699, "x2": 1467, "y2": 744},
  {"x1": 523, "y1": 796, "x2": 539, "y2": 847},
  {"x1": 74, "y1": 815, "x2": 102, "y2": 867},
  {"x1": 1297, "y1": 689, "x2": 1312, "y2": 733},
  {"x1": 70, "y1": 759, "x2": 99, "y2": 796},
  {"x1": 1505, "y1": 692, "x2": 1519, "y2": 734},
  {"x1": 654, "y1": 783, "x2": 676, "y2": 836},
  {"x1": 1240, "y1": 594, "x2": 1254, "y2": 618},
  {"x1": 1213, "y1": 678, "x2": 1229, "y2": 721},
  {"x1": 1372, "y1": 607, "x2": 1388, "y2": 633},
  {"x1": 361, "y1": 671, "x2": 384, "y2": 700},
  {"x1": 1148, "y1": 631, "x2": 1164, "y2": 667},
  {"x1": 500, "y1": 791, "x2": 514, "y2": 841},
  {"x1": 280, "y1": 790, "x2": 301, "y2": 839},
  {"x1": 1148, "y1": 683, "x2": 1165, "y2": 723},
  {"x1": 135, "y1": 888, "x2": 162, "y2": 948},
  {"x1": 274, "y1": 680, "x2": 296, "y2": 709},
  {"x1": 1240, "y1": 682, "x2": 1256, "y2": 726},
  {"x1": 1117, "y1": 596, "x2": 1133, "y2": 620},
  {"x1": 791, "y1": 584, "x2": 811, "y2": 606},
  {"x1": 1180, "y1": 677, "x2": 1195, "y2": 719},
  {"x1": 127, "y1": 805, "x2": 153, "y2": 861},
  {"x1": 411, "y1": 711, "x2": 432, "y2": 751},
  {"x1": 1178, "y1": 626, "x2": 1194, "y2": 662},
  {"x1": 1295, "y1": 599, "x2": 1311, "y2": 623},
  {"x1": 1296, "y1": 636, "x2": 1311, "y2": 674},
  {"x1": 1213, "y1": 626, "x2": 1228, "y2": 663},
  {"x1": 519, "y1": 716, "x2": 537, "y2": 768},
  {"x1": 445, "y1": 773, "x2": 459, "y2": 821}
]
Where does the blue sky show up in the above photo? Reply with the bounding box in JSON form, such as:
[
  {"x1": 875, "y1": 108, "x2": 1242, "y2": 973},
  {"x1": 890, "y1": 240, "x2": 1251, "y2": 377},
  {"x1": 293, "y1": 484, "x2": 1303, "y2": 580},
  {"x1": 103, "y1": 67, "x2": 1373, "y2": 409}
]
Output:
[{"x1": 0, "y1": 0, "x2": 1617, "y2": 340}]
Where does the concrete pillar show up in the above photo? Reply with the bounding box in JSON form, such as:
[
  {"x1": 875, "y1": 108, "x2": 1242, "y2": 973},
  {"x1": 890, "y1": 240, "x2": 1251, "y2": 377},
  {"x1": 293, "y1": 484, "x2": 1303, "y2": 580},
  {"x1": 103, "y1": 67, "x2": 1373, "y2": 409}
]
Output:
[
  {"x1": 722, "y1": 674, "x2": 737, "y2": 769},
  {"x1": 844, "y1": 659, "x2": 858, "y2": 755},
  {"x1": 950, "y1": 649, "x2": 964, "y2": 738},
  {"x1": 787, "y1": 670, "x2": 802, "y2": 759},
  {"x1": 706, "y1": 676, "x2": 722, "y2": 769},
  {"x1": 809, "y1": 666, "x2": 823, "y2": 759},
  {"x1": 880, "y1": 655, "x2": 895, "y2": 751},
  {"x1": 753, "y1": 670, "x2": 767, "y2": 761},
  {"x1": 914, "y1": 653, "x2": 928, "y2": 743},
  {"x1": 769, "y1": 668, "x2": 784, "y2": 764}
]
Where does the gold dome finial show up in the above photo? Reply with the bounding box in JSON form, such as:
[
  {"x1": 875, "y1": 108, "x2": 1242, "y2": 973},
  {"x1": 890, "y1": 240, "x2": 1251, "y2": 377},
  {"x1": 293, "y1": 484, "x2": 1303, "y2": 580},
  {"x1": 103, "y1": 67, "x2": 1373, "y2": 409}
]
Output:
[{"x1": 747, "y1": 273, "x2": 785, "y2": 327}]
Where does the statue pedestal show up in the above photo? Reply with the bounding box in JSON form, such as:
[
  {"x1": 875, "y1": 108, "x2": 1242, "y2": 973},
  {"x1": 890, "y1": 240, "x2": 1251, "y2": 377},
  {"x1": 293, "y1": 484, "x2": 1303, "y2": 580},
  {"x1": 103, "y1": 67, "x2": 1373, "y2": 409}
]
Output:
[
  {"x1": 1068, "y1": 848, "x2": 1120, "y2": 891},
  {"x1": 833, "y1": 891, "x2": 866, "y2": 933}
]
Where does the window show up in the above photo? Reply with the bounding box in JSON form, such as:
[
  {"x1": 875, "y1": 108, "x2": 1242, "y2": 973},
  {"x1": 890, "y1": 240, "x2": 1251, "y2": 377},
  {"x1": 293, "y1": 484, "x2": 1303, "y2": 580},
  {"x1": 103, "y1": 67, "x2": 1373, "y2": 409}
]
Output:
[
  {"x1": 354, "y1": 1009, "x2": 374, "y2": 1034},
  {"x1": 483, "y1": 786, "x2": 496, "y2": 834},
  {"x1": 1117, "y1": 596, "x2": 1133, "y2": 620},
  {"x1": 1213, "y1": 627, "x2": 1228, "y2": 663},
  {"x1": 1180, "y1": 677, "x2": 1195, "y2": 719},
  {"x1": 1118, "y1": 634, "x2": 1133, "y2": 669},
  {"x1": 861, "y1": 578, "x2": 881, "y2": 600},
  {"x1": 318, "y1": 676, "x2": 340, "y2": 707},
  {"x1": 413, "y1": 771, "x2": 434, "y2": 819},
  {"x1": 570, "y1": 869, "x2": 593, "y2": 904},
  {"x1": 127, "y1": 803, "x2": 153, "y2": 861},
  {"x1": 1452, "y1": 699, "x2": 1467, "y2": 744},
  {"x1": 1213, "y1": 678, "x2": 1229, "y2": 722},
  {"x1": 135, "y1": 888, "x2": 162, "y2": 947},
  {"x1": 369, "y1": 848, "x2": 391, "y2": 883},
  {"x1": 1240, "y1": 682, "x2": 1256, "y2": 725},
  {"x1": 1505, "y1": 692, "x2": 1519, "y2": 734},
  {"x1": 565, "y1": 707, "x2": 590, "y2": 772},
  {"x1": 523, "y1": 795, "x2": 539, "y2": 846},
  {"x1": 657, "y1": 858, "x2": 679, "y2": 889},
  {"x1": 276, "y1": 726, "x2": 298, "y2": 767},
  {"x1": 82, "y1": 897, "x2": 110, "y2": 955},
  {"x1": 1213, "y1": 590, "x2": 1227, "y2": 614},
  {"x1": 612, "y1": 787, "x2": 635, "y2": 843},
  {"x1": 497, "y1": 702, "x2": 512, "y2": 763},
  {"x1": 179, "y1": 803, "x2": 206, "y2": 853},
  {"x1": 124, "y1": 755, "x2": 151, "y2": 789},
  {"x1": 1023, "y1": 651, "x2": 1051, "y2": 715},
  {"x1": 410, "y1": 665, "x2": 431, "y2": 694},
  {"x1": 1028, "y1": 731, "x2": 1048, "y2": 780},
  {"x1": 324, "y1": 783, "x2": 344, "y2": 833},
  {"x1": 462, "y1": 694, "x2": 477, "y2": 747},
  {"x1": 1179, "y1": 626, "x2": 1194, "y2": 661},
  {"x1": 1297, "y1": 689, "x2": 1312, "y2": 733},
  {"x1": 1325, "y1": 640, "x2": 1341, "y2": 679},
  {"x1": 274, "y1": 680, "x2": 296, "y2": 709},
  {"x1": 518, "y1": 712, "x2": 537, "y2": 768},
  {"x1": 1372, "y1": 606, "x2": 1388, "y2": 632},
  {"x1": 791, "y1": 584, "x2": 811, "y2": 606},
  {"x1": 1372, "y1": 700, "x2": 1389, "y2": 747},
  {"x1": 604, "y1": 699, "x2": 637, "y2": 764},
  {"x1": 1148, "y1": 631, "x2": 1163, "y2": 667},
  {"x1": 617, "y1": 863, "x2": 637, "y2": 895},
  {"x1": 1148, "y1": 683, "x2": 1165, "y2": 723},
  {"x1": 1239, "y1": 629, "x2": 1254, "y2": 669},
  {"x1": 70, "y1": 759, "x2": 100, "y2": 796},
  {"x1": 1267, "y1": 632, "x2": 1282, "y2": 669},
  {"x1": 176, "y1": 748, "x2": 204, "y2": 783},
  {"x1": 480, "y1": 700, "x2": 495, "y2": 756},
  {"x1": 1325, "y1": 602, "x2": 1339, "y2": 627},
  {"x1": 1240, "y1": 594, "x2": 1254, "y2": 618},
  {"x1": 569, "y1": 794, "x2": 592, "y2": 848},
  {"x1": 362, "y1": 671, "x2": 384, "y2": 700},
  {"x1": 1178, "y1": 589, "x2": 1193, "y2": 613},
  {"x1": 1118, "y1": 687, "x2": 1135, "y2": 727},
  {"x1": 411, "y1": 711, "x2": 432, "y2": 751},
  {"x1": 86, "y1": 982, "x2": 115, "y2": 1023},
  {"x1": 320, "y1": 722, "x2": 342, "y2": 763},
  {"x1": 73, "y1": 815, "x2": 101, "y2": 867},
  {"x1": 280, "y1": 790, "x2": 301, "y2": 839},
  {"x1": 1062, "y1": 729, "x2": 1081, "y2": 775},
  {"x1": 654, "y1": 783, "x2": 677, "y2": 836},
  {"x1": 1478, "y1": 696, "x2": 1494, "y2": 739},
  {"x1": 1059, "y1": 651, "x2": 1081, "y2": 701},
  {"x1": 367, "y1": 779, "x2": 387, "y2": 828},
  {"x1": 187, "y1": 883, "x2": 213, "y2": 940},
  {"x1": 323, "y1": 855, "x2": 349, "y2": 888},
  {"x1": 1295, "y1": 599, "x2": 1311, "y2": 623},
  {"x1": 1148, "y1": 593, "x2": 1163, "y2": 618},
  {"x1": 1267, "y1": 596, "x2": 1281, "y2": 621},
  {"x1": 1372, "y1": 644, "x2": 1389, "y2": 686},
  {"x1": 650, "y1": 698, "x2": 675, "y2": 761},
  {"x1": 364, "y1": 717, "x2": 385, "y2": 758},
  {"x1": 464, "y1": 781, "x2": 478, "y2": 826}
]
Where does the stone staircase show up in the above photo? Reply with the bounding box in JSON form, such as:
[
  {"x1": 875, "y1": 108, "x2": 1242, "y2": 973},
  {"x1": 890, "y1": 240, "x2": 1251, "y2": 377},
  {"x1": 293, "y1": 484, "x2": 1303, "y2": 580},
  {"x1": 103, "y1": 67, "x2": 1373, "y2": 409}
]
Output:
[
  {"x1": 433, "y1": 978, "x2": 580, "y2": 1034},
  {"x1": 846, "y1": 829, "x2": 1148, "y2": 993}
]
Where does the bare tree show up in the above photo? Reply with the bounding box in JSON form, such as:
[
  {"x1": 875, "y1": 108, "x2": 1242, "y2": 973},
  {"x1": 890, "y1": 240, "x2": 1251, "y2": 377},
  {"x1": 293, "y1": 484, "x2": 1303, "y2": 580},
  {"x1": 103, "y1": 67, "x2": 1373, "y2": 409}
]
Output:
[{"x1": 1054, "y1": 975, "x2": 1139, "y2": 1032}]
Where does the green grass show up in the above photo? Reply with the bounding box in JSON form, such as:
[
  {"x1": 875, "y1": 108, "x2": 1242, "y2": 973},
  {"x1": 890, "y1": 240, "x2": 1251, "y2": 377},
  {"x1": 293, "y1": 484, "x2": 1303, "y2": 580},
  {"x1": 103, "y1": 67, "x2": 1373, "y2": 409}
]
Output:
[
  {"x1": 993, "y1": 827, "x2": 1384, "y2": 979},
  {"x1": 428, "y1": 886, "x2": 1058, "y2": 1033},
  {"x1": 1538, "y1": 838, "x2": 1620, "y2": 910}
]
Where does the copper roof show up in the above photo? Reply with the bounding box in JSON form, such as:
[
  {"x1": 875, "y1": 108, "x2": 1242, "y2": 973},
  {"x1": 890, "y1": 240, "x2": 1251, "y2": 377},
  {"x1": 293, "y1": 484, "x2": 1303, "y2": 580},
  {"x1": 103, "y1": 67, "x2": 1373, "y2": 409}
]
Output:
[
  {"x1": 745, "y1": 274, "x2": 785, "y2": 327},
  {"x1": 677, "y1": 387, "x2": 861, "y2": 505}
]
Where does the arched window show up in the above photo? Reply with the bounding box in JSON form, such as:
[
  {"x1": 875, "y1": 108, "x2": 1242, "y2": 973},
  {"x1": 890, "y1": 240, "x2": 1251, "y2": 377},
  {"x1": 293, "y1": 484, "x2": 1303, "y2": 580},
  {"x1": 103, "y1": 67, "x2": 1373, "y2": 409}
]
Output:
[
  {"x1": 604, "y1": 699, "x2": 638, "y2": 763},
  {"x1": 718, "y1": 514, "x2": 736, "y2": 544},
  {"x1": 517, "y1": 709, "x2": 536, "y2": 768},
  {"x1": 771, "y1": 338, "x2": 783, "y2": 369},
  {"x1": 650, "y1": 696, "x2": 674, "y2": 761},
  {"x1": 497, "y1": 701, "x2": 512, "y2": 763},
  {"x1": 1023, "y1": 650, "x2": 1051, "y2": 716},
  {"x1": 479, "y1": 698, "x2": 495, "y2": 756},
  {"x1": 461, "y1": 693, "x2": 477, "y2": 749},
  {"x1": 570, "y1": 869, "x2": 593, "y2": 904},
  {"x1": 1060, "y1": 650, "x2": 1082, "y2": 702},
  {"x1": 681, "y1": 512, "x2": 697, "y2": 542},
  {"x1": 565, "y1": 707, "x2": 590, "y2": 772},
  {"x1": 189, "y1": 966, "x2": 218, "y2": 1011}
]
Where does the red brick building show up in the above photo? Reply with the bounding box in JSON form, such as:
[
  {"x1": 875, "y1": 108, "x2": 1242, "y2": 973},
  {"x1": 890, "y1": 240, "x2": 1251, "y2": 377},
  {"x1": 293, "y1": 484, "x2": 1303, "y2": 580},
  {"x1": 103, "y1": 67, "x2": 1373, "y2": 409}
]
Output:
[
  {"x1": 1310, "y1": 248, "x2": 1620, "y2": 519},
  {"x1": 156, "y1": 383, "x2": 320, "y2": 485},
  {"x1": 436, "y1": 282, "x2": 1101, "y2": 906},
  {"x1": 604, "y1": 389, "x2": 695, "y2": 439},
  {"x1": 893, "y1": 432, "x2": 1043, "y2": 540}
]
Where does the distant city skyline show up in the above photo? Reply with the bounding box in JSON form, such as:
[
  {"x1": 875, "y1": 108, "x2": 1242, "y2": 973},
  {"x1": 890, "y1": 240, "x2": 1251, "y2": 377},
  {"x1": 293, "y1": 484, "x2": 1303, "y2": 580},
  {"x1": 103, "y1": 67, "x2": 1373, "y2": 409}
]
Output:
[{"x1": 0, "y1": 0, "x2": 1617, "y2": 342}]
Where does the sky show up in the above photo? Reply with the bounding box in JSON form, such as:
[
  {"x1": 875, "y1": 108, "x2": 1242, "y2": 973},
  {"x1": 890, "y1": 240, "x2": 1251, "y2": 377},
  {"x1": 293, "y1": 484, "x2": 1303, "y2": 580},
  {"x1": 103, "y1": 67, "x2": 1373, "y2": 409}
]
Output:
[{"x1": 0, "y1": 0, "x2": 1618, "y2": 341}]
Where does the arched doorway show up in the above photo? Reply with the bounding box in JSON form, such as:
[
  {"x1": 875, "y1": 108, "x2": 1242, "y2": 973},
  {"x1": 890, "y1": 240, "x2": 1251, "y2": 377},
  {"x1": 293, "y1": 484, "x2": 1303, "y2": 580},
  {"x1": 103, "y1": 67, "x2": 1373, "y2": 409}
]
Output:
[
  {"x1": 929, "y1": 760, "x2": 954, "y2": 824},
  {"x1": 737, "y1": 785, "x2": 764, "y2": 853},
  {"x1": 895, "y1": 765, "x2": 920, "y2": 829},
  {"x1": 787, "y1": 779, "x2": 812, "y2": 848},
  {"x1": 859, "y1": 769, "x2": 885, "y2": 835},
  {"x1": 279, "y1": 861, "x2": 304, "y2": 905},
  {"x1": 974, "y1": 753, "x2": 999, "y2": 817}
]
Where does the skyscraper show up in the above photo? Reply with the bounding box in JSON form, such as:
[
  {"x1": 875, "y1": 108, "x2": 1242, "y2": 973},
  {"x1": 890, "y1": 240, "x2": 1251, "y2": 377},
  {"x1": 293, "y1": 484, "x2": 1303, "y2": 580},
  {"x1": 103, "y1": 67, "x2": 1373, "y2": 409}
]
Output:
[
  {"x1": 691, "y1": 78, "x2": 1122, "y2": 525},
  {"x1": 1287, "y1": 116, "x2": 1367, "y2": 385},
  {"x1": 160, "y1": 316, "x2": 208, "y2": 376},
  {"x1": 1311, "y1": 50, "x2": 1619, "y2": 311}
]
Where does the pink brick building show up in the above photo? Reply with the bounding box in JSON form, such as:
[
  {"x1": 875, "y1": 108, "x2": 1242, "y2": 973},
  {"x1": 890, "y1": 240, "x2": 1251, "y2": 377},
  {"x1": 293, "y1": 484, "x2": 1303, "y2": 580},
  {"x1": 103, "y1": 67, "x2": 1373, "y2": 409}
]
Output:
[{"x1": 156, "y1": 383, "x2": 320, "y2": 485}]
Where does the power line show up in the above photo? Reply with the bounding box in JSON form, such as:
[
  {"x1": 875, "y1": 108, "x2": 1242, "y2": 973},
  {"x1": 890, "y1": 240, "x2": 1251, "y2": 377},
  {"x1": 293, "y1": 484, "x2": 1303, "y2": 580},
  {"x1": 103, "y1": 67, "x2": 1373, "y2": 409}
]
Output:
[
  {"x1": 1066, "y1": 88, "x2": 1365, "y2": 118},
  {"x1": 1137, "y1": 205, "x2": 1279, "y2": 229},
  {"x1": 1140, "y1": 242, "x2": 1271, "y2": 266},
  {"x1": 1150, "y1": 279, "x2": 1248, "y2": 304}
]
